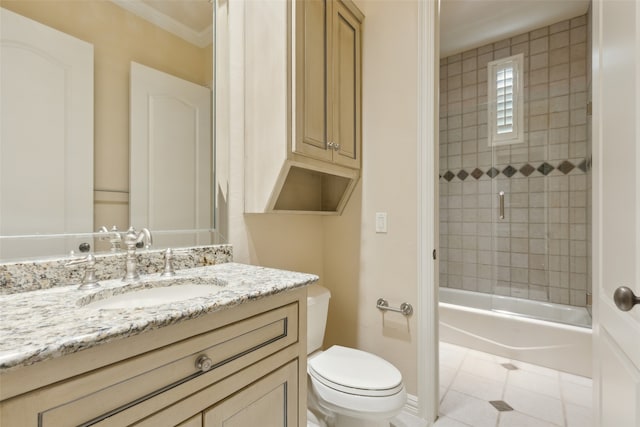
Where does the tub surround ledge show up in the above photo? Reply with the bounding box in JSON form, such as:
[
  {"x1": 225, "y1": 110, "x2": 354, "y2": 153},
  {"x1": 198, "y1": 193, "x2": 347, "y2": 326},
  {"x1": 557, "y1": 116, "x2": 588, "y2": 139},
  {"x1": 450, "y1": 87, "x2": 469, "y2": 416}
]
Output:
[{"x1": 0, "y1": 262, "x2": 318, "y2": 372}]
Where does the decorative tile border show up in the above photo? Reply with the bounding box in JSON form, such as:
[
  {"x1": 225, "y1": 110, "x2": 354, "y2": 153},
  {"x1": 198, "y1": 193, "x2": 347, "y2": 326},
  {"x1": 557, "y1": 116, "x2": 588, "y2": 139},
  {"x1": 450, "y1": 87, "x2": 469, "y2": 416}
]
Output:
[{"x1": 439, "y1": 158, "x2": 591, "y2": 182}]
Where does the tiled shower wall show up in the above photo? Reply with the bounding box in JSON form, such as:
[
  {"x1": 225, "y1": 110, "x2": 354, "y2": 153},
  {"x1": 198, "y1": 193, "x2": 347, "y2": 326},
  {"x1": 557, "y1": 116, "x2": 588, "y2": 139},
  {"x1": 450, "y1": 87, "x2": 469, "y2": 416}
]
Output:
[{"x1": 438, "y1": 15, "x2": 592, "y2": 307}]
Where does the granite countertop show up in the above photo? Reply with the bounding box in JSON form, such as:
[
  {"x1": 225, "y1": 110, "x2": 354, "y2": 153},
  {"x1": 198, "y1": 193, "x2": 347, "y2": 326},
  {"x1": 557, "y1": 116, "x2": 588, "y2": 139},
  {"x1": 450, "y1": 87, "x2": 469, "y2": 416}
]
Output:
[{"x1": 0, "y1": 263, "x2": 318, "y2": 372}]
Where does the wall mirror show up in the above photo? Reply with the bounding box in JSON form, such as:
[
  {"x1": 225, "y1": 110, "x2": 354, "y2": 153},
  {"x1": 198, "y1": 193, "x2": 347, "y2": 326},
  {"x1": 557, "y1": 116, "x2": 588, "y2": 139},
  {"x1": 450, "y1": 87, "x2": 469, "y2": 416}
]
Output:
[{"x1": 0, "y1": 0, "x2": 221, "y2": 260}]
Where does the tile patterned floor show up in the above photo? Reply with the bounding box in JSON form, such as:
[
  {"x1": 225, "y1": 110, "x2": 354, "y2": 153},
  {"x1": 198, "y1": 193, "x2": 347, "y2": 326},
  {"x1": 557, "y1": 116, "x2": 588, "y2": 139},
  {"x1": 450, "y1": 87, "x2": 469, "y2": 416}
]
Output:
[{"x1": 436, "y1": 342, "x2": 593, "y2": 427}]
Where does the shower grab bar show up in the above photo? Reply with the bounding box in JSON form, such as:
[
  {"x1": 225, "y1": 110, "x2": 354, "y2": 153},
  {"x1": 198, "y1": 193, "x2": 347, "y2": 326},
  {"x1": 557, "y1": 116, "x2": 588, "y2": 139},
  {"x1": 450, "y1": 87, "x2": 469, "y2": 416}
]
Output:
[
  {"x1": 499, "y1": 191, "x2": 505, "y2": 220},
  {"x1": 376, "y1": 298, "x2": 413, "y2": 316}
]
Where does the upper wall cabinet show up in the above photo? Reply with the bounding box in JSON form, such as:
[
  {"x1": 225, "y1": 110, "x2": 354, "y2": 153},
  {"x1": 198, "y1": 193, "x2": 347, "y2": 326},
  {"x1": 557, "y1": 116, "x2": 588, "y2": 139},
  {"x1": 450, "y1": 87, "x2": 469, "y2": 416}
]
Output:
[
  {"x1": 295, "y1": 0, "x2": 362, "y2": 170},
  {"x1": 243, "y1": 0, "x2": 364, "y2": 215}
]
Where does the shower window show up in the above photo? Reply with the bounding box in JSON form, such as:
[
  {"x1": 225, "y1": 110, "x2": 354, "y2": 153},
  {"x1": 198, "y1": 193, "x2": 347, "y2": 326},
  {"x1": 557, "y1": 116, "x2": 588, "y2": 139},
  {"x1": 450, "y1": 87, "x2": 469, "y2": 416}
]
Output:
[{"x1": 488, "y1": 54, "x2": 524, "y2": 146}]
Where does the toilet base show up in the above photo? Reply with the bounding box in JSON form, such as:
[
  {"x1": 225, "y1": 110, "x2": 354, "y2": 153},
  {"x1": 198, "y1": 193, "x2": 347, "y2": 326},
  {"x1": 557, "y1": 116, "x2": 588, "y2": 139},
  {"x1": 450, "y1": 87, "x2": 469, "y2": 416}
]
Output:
[
  {"x1": 331, "y1": 413, "x2": 392, "y2": 427},
  {"x1": 308, "y1": 410, "x2": 399, "y2": 427},
  {"x1": 307, "y1": 409, "x2": 327, "y2": 427},
  {"x1": 308, "y1": 392, "x2": 393, "y2": 427}
]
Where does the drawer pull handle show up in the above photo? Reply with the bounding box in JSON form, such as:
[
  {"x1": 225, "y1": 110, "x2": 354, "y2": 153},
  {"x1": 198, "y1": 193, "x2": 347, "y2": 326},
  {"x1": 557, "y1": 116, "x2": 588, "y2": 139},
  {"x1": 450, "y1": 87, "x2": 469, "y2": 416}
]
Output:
[{"x1": 196, "y1": 355, "x2": 213, "y2": 372}]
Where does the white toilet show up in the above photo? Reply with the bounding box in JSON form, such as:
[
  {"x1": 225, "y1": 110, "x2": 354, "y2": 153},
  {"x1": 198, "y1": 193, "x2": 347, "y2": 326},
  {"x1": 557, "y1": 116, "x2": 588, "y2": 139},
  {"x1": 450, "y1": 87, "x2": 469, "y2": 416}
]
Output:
[{"x1": 306, "y1": 285, "x2": 407, "y2": 427}]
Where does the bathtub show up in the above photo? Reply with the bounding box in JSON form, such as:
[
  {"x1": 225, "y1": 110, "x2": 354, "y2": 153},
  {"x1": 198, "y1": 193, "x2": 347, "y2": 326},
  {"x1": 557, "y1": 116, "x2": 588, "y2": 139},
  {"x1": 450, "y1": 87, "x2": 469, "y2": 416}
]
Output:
[{"x1": 439, "y1": 288, "x2": 592, "y2": 377}]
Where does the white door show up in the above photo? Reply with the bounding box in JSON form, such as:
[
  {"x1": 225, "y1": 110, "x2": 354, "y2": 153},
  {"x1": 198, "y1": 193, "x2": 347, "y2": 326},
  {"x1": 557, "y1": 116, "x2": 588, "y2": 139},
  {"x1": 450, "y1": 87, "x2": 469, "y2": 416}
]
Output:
[
  {"x1": 130, "y1": 62, "x2": 212, "y2": 248},
  {"x1": 0, "y1": 8, "x2": 93, "y2": 259},
  {"x1": 593, "y1": 0, "x2": 640, "y2": 425}
]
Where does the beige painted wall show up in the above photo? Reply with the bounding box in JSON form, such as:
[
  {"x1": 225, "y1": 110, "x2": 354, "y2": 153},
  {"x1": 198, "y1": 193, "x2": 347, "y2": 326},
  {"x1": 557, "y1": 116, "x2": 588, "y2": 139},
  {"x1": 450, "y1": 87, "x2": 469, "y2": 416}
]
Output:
[
  {"x1": 226, "y1": 0, "x2": 420, "y2": 396},
  {"x1": 224, "y1": 0, "x2": 325, "y2": 283},
  {"x1": 2, "y1": 0, "x2": 212, "y2": 234},
  {"x1": 322, "y1": 0, "x2": 420, "y2": 395}
]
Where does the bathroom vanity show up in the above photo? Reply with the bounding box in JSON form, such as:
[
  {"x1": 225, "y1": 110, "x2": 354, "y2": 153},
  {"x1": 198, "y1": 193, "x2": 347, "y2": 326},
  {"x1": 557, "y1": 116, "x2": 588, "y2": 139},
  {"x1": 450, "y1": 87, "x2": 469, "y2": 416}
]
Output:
[{"x1": 0, "y1": 260, "x2": 317, "y2": 426}]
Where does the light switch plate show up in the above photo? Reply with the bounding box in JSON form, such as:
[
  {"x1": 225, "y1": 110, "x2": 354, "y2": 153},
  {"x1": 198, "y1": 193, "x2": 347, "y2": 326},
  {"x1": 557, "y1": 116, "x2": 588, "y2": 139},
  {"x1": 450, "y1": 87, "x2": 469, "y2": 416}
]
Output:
[{"x1": 375, "y1": 212, "x2": 387, "y2": 233}]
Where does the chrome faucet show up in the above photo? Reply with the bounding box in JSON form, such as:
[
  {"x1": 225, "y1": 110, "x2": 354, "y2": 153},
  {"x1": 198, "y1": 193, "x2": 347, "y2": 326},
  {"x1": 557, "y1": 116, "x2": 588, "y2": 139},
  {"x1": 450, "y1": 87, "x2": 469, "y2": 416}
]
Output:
[
  {"x1": 122, "y1": 226, "x2": 153, "y2": 281},
  {"x1": 66, "y1": 254, "x2": 100, "y2": 290},
  {"x1": 161, "y1": 248, "x2": 177, "y2": 277}
]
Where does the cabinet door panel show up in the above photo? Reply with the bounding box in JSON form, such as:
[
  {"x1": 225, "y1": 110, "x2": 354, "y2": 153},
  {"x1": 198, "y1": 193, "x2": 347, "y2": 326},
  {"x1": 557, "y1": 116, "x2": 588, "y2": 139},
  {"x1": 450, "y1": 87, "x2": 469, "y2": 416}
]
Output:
[
  {"x1": 129, "y1": 352, "x2": 299, "y2": 427},
  {"x1": 204, "y1": 361, "x2": 298, "y2": 427},
  {"x1": 332, "y1": 1, "x2": 361, "y2": 169},
  {"x1": 177, "y1": 414, "x2": 202, "y2": 427},
  {"x1": 295, "y1": 0, "x2": 332, "y2": 161}
]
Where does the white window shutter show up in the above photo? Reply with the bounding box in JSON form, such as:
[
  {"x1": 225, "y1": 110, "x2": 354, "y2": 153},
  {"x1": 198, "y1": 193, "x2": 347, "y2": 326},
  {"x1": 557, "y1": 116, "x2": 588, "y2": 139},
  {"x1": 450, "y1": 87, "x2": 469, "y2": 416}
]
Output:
[{"x1": 488, "y1": 54, "x2": 524, "y2": 146}]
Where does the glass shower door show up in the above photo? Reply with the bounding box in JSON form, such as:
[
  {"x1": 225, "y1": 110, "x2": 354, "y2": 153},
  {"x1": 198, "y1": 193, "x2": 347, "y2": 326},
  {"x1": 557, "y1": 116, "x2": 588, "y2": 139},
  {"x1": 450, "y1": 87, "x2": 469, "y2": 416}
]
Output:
[{"x1": 438, "y1": 14, "x2": 592, "y2": 328}]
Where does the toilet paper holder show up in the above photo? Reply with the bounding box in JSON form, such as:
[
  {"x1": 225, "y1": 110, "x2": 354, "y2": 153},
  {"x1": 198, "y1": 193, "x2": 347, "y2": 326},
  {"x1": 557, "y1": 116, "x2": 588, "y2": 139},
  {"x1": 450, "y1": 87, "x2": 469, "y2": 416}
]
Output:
[{"x1": 376, "y1": 298, "x2": 413, "y2": 316}]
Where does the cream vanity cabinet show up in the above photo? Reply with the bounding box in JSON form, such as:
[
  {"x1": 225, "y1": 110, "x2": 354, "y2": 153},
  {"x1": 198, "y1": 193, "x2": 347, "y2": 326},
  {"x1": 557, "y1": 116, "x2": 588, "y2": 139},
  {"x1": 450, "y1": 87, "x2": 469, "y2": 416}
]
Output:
[
  {"x1": 243, "y1": 0, "x2": 363, "y2": 215},
  {"x1": 138, "y1": 360, "x2": 297, "y2": 427},
  {"x1": 0, "y1": 288, "x2": 307, "y2": 426}
]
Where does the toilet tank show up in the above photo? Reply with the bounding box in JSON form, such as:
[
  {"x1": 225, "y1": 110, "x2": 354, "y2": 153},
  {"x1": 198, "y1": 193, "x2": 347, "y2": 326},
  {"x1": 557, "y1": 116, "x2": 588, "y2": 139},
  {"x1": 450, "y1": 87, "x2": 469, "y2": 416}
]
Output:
[{"x1": 307, "y1": 284, "x2": 331, "y2": 354}]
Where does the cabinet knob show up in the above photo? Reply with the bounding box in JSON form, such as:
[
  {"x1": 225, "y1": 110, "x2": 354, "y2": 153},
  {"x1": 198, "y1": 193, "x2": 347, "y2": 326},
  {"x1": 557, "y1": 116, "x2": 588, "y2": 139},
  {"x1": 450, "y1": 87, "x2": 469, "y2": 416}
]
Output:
[
  {"x1": 333, "y1": 143, "x2": 340, "y2": 151},
  {"x1": 327, "y1": 142, "x2": 335, "y2": 149},
  {"x1": 195, "y1": 355, "x2": 213, "y2": 372}
]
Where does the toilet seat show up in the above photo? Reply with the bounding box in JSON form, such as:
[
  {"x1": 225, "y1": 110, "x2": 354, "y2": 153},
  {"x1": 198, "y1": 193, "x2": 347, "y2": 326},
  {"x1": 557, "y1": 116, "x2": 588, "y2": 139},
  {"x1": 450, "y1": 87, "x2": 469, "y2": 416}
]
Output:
[
  {"x1": 307, "y1": 345, "x2": 407, "y2": 420},
  {"x1": 308, "y1": 345, "x2": 404, "y2": 397}
]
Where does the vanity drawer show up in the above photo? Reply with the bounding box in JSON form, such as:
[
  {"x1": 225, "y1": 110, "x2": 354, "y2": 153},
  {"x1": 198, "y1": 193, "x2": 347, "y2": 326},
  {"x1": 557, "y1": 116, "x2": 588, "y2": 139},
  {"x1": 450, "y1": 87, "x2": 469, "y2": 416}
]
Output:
[
  {"x1": 2, "y1": 300, "x2": 299, "y2": 427},
  {"x1": 94, "y1": 350, "x2": 299, "y2": 426}
]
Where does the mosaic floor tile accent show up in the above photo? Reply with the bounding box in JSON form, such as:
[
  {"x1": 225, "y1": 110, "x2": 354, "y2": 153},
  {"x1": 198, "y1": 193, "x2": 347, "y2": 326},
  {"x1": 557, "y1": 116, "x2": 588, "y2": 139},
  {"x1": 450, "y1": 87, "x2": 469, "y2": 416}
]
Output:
[
  {"x1": 489, "y1": 400, "x2": 514, "y2": 412},
  {"x1": 501, "y1": 363, "x2": 519, "y2": 371}
]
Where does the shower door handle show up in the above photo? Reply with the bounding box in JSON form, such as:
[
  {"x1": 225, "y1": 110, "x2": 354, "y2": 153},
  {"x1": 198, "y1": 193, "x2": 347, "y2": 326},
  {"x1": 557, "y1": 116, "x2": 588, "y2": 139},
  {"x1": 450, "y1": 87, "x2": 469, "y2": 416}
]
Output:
[{"x1": 498, "y1": 191, "x2": 505, "y2": 220}]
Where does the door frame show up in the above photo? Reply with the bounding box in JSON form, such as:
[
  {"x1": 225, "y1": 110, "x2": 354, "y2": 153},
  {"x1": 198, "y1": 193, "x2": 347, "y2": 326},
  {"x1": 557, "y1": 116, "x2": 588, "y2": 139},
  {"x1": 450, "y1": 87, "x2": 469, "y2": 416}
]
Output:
[
  {"x1": 419, "y1": 0, "x2": 615, "y2": 423},
  {"x1": 591, "y1": 0, "x2": 640, "y2": 423},
  {"x1": 417, "y1": 0, "x2": 440, "y2": 423}
]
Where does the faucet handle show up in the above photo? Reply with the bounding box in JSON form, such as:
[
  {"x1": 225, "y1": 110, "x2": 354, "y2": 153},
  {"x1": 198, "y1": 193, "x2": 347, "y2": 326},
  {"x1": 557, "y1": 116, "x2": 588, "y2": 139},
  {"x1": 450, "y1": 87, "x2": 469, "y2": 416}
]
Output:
[
  {"x1": 160, "y1": 248, "x2": 189, "y2": 277},
  {"x1": 161, "y1": 248, "x2": 177, "y2": 277},
  {"x1": 65, "y1": 254, "x2": 100, "y2": 290}
]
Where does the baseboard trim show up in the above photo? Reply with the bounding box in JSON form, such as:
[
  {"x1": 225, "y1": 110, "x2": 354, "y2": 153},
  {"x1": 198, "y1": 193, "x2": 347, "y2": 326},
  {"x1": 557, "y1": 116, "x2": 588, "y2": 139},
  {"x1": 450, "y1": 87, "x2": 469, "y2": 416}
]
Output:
[
  {"x1": 395, "y1": 393, "x2": 429, "y2": 426},
  {"x1": 404, "y1": 393, "x2": 420, "y2": 417}
]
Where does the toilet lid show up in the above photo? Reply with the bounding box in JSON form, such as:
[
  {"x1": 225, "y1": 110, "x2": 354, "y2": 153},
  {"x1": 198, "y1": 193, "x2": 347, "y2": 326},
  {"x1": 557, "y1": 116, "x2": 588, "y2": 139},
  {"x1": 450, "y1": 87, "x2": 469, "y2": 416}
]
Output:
[{"x1": 308, "y1": 345, "x2": 403, "y2": 396}]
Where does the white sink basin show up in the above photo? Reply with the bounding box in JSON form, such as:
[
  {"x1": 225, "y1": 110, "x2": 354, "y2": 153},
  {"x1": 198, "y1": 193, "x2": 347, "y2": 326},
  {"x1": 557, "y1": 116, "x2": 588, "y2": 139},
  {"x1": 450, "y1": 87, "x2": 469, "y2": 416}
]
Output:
[{"x1": 83, "y1": 284, "x2": 225, "y2": 310}]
